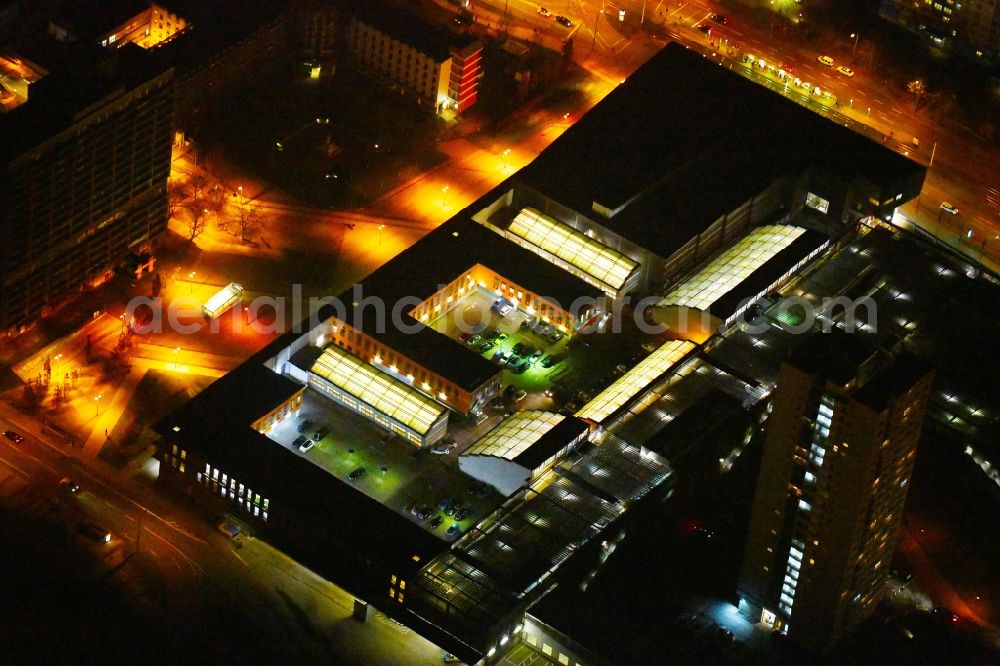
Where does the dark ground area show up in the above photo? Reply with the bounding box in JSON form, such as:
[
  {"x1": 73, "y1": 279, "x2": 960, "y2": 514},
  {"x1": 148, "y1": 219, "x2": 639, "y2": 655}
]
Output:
[{"x1": 195, "y1": 64, "x2": 447, "y2": 209}]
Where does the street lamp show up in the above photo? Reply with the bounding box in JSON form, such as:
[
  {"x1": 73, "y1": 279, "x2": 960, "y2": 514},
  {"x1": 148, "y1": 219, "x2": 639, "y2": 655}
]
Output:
[
  {"x1": 95, "y1": 394, "x2": 102, "y2": 416},
  {"x1": 173, "y1": 347, "x2": 180, "y2": 370},
  {"x1": 850, "y1": 32, "x2": 860, "y2": 56},
  {"x1": 378, "y1": 224, "x2": 385, "y2": 247},
  {"x1": 188, "y1": 271, "x2": 196, "y2": 294}
]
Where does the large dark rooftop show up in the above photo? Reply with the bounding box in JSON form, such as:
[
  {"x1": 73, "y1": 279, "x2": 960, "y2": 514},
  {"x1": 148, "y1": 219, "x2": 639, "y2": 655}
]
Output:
[
  {"x1": 516, "y1": 42, "x2": 925, "y2": 260},
  {"x1": 0, "y1": 43, "x2": 170, "y2": 165},
  {"x1": 855, "y1": 352, "x2": 933, "y2": 412},
  {"x1": 153, "y1": 361, "x2": 447, "y2": 580},
  {"x1": 346, "y1": 0, "x2": 478, "y2": 62}
]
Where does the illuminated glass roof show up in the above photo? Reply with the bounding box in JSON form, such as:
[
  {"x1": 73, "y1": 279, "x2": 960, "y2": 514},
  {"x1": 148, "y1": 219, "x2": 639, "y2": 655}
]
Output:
[
  {"x1": 578, "y1": 339, "x2": 696, "y2": 423},
  {"x1": 464, "y1": 411, "x2": 564, "y2": 460},
  {"x1": 509, "y1": 208, "x2": 638, "y2": 294},
  {"x1": 658, "y1": 225, "x2": 806, "y2": 310},
  {"x1": 311, "y1": 346, "x2": 446, "y2": 436}
]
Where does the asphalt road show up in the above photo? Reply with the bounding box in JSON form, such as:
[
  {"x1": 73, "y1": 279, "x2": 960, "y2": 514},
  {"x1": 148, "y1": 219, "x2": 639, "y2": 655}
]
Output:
[{"x1": 0, "y1": 408, "x2": 448, "y2": 663}]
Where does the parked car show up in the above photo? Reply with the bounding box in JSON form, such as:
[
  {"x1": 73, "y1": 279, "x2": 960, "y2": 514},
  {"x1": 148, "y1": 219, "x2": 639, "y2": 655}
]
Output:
[
  {"x1": 431, "y1": 440, "x2": 457, "y2": 454},
  {"x1": 939, "y1": 201, "x2": 959, "y2": 215},
  {"x1": 537, "y1": 7, "x2": 551, "y2": 17},
  {"x1": 293, "y1": 434, "x2": 309, "y2": 450},
  {"x1": 446, "y1": 523, "x2": 462, "y2": 537},
  {"x1": 298, "y1": 438, "x2": 315, "y2": 453},
  {"x1": 3, "y1": 430, "x2": 24, "y2": 443},
  {"x1": 541, "y1": 354, "x2": 565, "y2": 368},
  {"x1": 492, "y1": 298, "x2": 514, "y2": 316},
  {"x1": 348, "y1": 467, "x2": 366, "y2": 481},
  {"x1": 78, "y1": 522, "x2": 111, "y2": 543},
  {"x1": 528, "y1": 349, "x2": 544, "y2": 364},
  {"x1": 467, "y1": 334, "x2": 483, "y2": 347},
  {"x1": 485, "y1": 329, "x2": 501, "y2": 342},
  {"x1": 312, "y1": 425, "x2": 329, "y2": 441},
  {"x1": 60, "y1": 477, "x2": 80, "y2": 493},
  {"x1": 512, "y1": 360, "x2": 529, "y2": 374},
  {"x1": 412, "y1": 505, "x2": 434, "y2": 520},
  {"x1": 548, "y1": 331, "x2": 564, "y2": 344},
  {"x1": 455, "y1": 507, "x2": 471, "y2": 521},
  {"x1": 554, "y1": 15, "x2": 572, "y2": 27},
  {"x1": 478, "y1": 341, "x2": 495, "y2": 354},
  {"x1": 438, "y1": 497, "x2": 456, "y2": 511},
  {"x1": 296, "y1": 419, "x2": 314, "y2": 433},
  {"x1": 429, "y1": 515, "x2": 444, "y2": 528},
  {"x1": 495, "y1": 332, "x2": 509, "y2": 344}
]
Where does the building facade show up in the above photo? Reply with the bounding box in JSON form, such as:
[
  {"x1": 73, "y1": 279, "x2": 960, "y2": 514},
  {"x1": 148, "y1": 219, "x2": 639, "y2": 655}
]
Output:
[
  {"x1": 737, "y1": 338, "x2": 933, "y2": 652},
  {"x1": 879, "y1": 0, "x2": 1000, "y2": 62},
  {"x1": 344, "y1": 6, "x2": 482, "y2": 115},
  {"x1": 0, "y1": 47, "x2": 174, "y2": 331}
]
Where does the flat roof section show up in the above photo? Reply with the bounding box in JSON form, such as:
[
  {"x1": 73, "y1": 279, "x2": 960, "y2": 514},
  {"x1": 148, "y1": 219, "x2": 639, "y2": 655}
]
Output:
[
  {"x1": 347, "y1": 0, "x2": 478, "y2": 62},
  {"x1": 658, "y1": 225, "x2": 826, "y2": 317},
  {"x1": 464, "y1": 411, "x2": 564, "y2": 460},
  {"x1": 515, "y1": 43, "x2": 924, "y2": 260},
  {"x1": 577, "y1": 340, "x2": 697, "y2": 424},
  {"x1": 709, "y1": 228, "x2": 829, "y2": 320},
  {"x1": 514, "y1": 415, "x2": 590, "y2": 471},
  {"x1": 336, "y1": 218, "x2": 601, "y2": 392},
  {"x1": 311, "y1": 345, "x2": 446, "y2": 437},
  {"x1": 508, "y1": 208, "x2": 639, "y2": 295}
]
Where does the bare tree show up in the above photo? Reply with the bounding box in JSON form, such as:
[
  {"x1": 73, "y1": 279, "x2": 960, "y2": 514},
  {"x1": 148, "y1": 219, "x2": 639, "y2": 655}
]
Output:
[
  {"x1": 907, "y1": 79, "x2": 927, "y2": 109},
  {"x1": 167, "y1": 178, "x2": 185, "y2": 218},
  {"x1": 205, "y1": 185, "x2": 226, "y2": 229},
  {"x1": 184, "y1": 206, "x2": 208, "y2": 241},
  {"x1": 235, "y1": 199, "x2": 264, "y2": 242},
  {"x1": 184, "y1": 174, "x2": 210, "y2": 241}
]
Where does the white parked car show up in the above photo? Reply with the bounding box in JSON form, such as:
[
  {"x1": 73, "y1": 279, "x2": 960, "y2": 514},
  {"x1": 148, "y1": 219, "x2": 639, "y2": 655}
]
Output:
[{"x1": 939, "y1": 202, "x2": 959, "y2": 215}]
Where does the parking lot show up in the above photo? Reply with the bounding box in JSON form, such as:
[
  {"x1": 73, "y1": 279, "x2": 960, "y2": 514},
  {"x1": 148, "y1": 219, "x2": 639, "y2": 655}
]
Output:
[
  {"x1": 429, "y1": 287, "x2": 665, "y2": 414},
  {"x1": 264, "y1": 388, "x2": 503, "y2": 539},
  {"x1": 428, "y1": 287, "x2": 579, "y2": 400}
]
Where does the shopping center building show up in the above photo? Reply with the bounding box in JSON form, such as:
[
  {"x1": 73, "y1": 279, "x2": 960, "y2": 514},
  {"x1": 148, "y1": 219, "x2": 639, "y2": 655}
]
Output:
[{"x1": 154, "y1": 41, "x2": 927, "y2": 665}]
